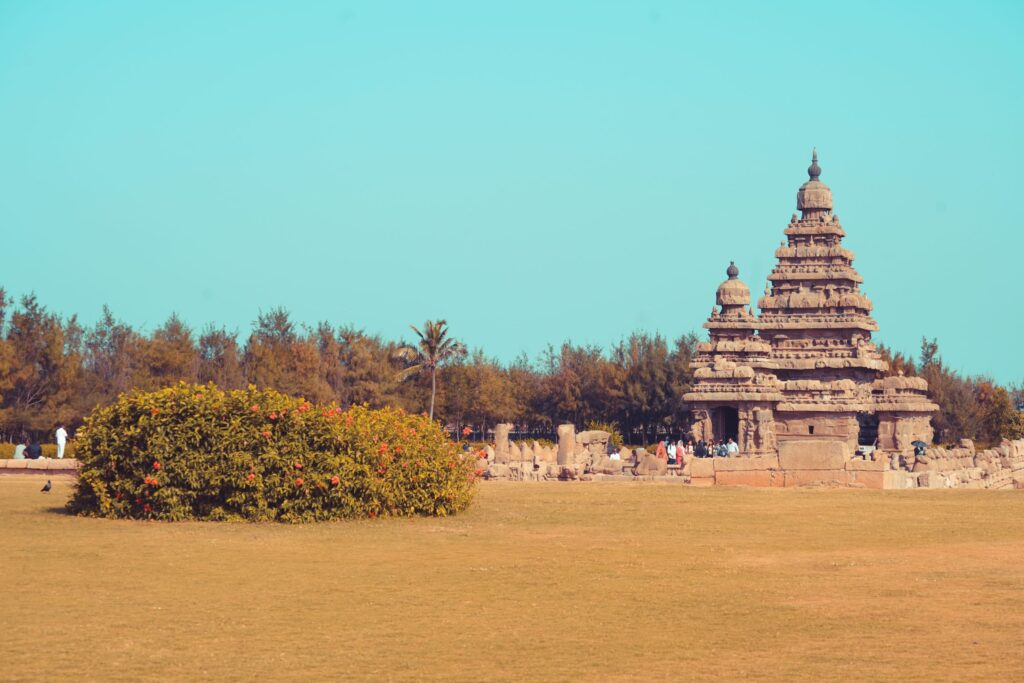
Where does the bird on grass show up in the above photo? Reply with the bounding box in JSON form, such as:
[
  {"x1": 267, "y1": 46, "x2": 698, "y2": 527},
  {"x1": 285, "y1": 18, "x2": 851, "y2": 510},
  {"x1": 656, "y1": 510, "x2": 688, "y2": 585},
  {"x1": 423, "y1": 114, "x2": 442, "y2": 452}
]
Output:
[{"x1": 41, "y1": 480, "x2": 52, "y2": 493}]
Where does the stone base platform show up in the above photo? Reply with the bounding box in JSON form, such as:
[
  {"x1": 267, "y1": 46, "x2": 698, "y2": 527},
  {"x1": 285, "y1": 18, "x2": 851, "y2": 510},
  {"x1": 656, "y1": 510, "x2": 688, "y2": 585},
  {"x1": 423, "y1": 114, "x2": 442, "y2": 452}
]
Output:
[
  {"x1": 0, "y1": 459, "x2": 80, "y2": 476},
  {"x1": 687, "y1": 438, "x2": 1024, "y2": 490}
]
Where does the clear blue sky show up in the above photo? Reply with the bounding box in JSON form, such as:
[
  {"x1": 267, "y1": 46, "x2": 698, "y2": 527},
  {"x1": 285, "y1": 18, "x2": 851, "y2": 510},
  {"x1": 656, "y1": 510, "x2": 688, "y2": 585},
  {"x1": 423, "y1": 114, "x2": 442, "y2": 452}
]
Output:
[{"x1": 1, "y1": 1, "x2": 1021, "y2": 383}]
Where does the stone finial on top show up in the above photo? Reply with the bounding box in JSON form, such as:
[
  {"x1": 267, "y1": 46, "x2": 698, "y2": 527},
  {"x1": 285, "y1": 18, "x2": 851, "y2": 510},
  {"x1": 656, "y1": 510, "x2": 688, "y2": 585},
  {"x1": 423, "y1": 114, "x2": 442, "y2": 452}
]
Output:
[
  {"x1": 808, "y1": 147, "x2": 821, "y2": 181},
  {"x1": 796, "y1": 147, "x2": 833, "y2": 212},
  {"x1": 716, "y1": 261, "x2": 749, "y2": 309}
]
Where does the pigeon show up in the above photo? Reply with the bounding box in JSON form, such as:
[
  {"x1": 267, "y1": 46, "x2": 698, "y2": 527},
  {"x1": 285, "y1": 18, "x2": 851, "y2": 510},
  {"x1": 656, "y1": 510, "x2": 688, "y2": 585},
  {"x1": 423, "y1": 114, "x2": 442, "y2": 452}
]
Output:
[{"x1": 41, "y1": 480, "x2": 52, "y2": 493}]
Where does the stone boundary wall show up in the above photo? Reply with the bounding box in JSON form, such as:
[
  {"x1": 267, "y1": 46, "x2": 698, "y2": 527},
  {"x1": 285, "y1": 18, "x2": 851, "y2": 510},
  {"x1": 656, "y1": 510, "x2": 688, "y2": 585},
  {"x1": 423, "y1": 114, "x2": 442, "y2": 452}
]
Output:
[
  {"x1": 7, "y1": 441, "x2": 1023, "y2": 491},
  {"x1": 904, "y1": 439, "x2": 1024, "y2": 490},
  {"x1": 0, "y1": 458, "x2": 81, "y2": 476},
  {"x1": 478, "y1": 424, "x2": 1024, "y2": 490}
]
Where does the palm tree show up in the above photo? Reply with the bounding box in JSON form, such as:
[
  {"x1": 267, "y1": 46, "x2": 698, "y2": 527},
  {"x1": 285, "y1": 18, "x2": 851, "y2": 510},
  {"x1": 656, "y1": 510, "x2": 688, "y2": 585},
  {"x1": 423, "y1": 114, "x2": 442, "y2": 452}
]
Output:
[{"x1": 395, "y1": 319, "x2": 467, "y2": 420}]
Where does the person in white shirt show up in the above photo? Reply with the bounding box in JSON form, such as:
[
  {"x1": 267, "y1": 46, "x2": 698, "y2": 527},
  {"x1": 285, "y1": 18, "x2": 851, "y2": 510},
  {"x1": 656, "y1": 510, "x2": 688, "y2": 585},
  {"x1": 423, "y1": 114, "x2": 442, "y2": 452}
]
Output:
[
  {"x1": 667, "y1": 441, "x2": 677, "y2": 464},
  {"x1": 726, "y1": 437, "x2": 739, "y2": 455},
  {"x1": 13, "y1": 442, "x2": 26, "y2": 459},
  {"x1": 55, "y1": 425, "x2": 68, "y2": 459}
]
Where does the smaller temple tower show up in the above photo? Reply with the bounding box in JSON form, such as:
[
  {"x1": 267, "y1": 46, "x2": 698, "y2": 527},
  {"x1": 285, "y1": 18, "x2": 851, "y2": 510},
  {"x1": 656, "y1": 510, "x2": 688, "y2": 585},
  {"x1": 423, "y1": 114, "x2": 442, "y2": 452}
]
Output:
[{"x1": 685, "y1": 262, "x2": 782, "y2": 454}]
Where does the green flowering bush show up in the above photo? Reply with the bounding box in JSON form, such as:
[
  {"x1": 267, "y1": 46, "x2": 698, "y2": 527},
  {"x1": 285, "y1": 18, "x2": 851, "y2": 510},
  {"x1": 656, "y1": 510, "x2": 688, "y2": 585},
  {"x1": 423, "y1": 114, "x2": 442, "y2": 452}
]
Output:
[{"x1": 67, "y1": 383, "x2": 478, "y2": 522}]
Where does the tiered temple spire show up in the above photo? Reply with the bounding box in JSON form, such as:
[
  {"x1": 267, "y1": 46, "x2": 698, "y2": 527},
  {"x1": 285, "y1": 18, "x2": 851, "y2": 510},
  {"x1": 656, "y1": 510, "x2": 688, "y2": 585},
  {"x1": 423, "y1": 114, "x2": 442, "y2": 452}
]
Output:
[{"x1": 685, "y1": 151, "x2": 936, "y2": 456}]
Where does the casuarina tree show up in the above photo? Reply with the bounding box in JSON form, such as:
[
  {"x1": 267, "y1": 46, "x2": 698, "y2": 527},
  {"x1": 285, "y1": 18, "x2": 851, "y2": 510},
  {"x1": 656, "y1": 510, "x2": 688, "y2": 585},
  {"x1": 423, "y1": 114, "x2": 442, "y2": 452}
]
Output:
[{"x1": 395, "y1": 320, "x2": 466, "y2": 420}]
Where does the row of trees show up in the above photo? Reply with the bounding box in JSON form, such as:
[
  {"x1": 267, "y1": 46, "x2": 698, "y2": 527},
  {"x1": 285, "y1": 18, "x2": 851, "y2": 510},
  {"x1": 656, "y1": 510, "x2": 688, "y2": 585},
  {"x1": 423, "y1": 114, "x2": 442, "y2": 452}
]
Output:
[
  {"x1": 0, "y1": 290, "x2": 698, "y2": 443},
  {"x1": 2, "y1": 289, "x2": 1020, "y2": 446}
]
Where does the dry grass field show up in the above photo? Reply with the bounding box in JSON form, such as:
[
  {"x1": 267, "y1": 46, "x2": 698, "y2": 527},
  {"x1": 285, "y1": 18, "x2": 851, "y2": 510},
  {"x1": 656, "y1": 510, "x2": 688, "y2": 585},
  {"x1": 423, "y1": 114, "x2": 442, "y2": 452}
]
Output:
[{"x1": 2, "y1": 476, "x2": 1023, "y2": 682}]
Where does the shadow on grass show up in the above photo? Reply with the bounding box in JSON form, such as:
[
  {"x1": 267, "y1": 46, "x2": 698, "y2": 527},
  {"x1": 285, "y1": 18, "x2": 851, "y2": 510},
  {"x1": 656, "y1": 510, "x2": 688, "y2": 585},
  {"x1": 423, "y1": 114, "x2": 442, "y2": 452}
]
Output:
[{"x1": 42, "y1": 504, "x2": 73, "y2": 517}]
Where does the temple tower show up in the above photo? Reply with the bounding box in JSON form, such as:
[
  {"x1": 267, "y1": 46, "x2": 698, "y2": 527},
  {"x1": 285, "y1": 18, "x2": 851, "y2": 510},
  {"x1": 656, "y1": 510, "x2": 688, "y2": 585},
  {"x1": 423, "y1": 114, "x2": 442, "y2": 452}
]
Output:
[
  {"x1": 686, "y1": 151, "x2": 936, "y2": 457},
  {"x1": 756, "y1": 149, "x2": 889, "y2": 449}
]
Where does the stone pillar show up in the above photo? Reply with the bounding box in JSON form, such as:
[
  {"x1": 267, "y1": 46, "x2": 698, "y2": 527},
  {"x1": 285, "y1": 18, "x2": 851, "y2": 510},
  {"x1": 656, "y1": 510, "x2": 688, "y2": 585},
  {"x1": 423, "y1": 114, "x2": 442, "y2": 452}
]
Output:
[
  {"x1": 495, "y1": 423, "x2": 512, "y2": 464},
  {"x1": 557, "y1": 424, "x2": 576, "y2": 466}
]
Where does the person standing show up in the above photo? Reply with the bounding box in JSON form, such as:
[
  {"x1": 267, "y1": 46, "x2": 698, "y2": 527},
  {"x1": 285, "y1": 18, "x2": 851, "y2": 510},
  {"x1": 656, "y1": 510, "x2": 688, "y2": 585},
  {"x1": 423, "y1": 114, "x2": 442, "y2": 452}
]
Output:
[
  {"x1": 726, "y1": 437, "x2": 739, "y2": 455},
  {"x1": 667, "y1": 440, "x2": 677, "y2": 464},
  {"x1": 55, "y1": 424, "x2": 68, "y2": 459}
]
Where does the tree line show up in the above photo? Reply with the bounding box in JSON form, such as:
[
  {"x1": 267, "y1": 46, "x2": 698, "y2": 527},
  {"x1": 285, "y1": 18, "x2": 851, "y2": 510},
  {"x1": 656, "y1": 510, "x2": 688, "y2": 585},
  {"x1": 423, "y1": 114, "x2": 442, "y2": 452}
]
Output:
[
  {"x1": 1, "y1": 289, "x2": 1020, "y2": 446},
  {"x1": 0, "y1": 290, "x2": 698, "y2": 443}
]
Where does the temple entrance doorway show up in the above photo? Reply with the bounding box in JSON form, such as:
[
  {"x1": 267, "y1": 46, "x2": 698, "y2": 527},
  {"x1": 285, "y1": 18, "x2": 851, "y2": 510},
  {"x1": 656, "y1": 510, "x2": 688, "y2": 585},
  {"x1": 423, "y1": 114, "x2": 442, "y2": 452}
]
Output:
[
  {"x1": 857, "y1": 412, "x2": 879, "y2": 447},
  {"x1": 712, "y1": 407, "x2": 739, "y2": 444}
]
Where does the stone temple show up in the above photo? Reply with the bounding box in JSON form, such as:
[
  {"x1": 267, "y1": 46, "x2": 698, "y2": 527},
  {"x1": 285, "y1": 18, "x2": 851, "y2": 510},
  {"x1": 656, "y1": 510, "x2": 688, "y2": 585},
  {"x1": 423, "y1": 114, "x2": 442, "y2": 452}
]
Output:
[{"x1": 684, "y1": 151, "x2": 937, "y2": 460}]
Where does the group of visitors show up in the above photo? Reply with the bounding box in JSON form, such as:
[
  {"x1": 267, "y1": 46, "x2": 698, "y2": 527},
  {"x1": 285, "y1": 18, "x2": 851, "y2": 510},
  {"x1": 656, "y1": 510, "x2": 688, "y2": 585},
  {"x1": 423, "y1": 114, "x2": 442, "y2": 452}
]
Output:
[
  {"x1": 653, "y1": 437, "x2": 740, "y2": 463},
  {"x1": 695, "y1": 438, "x2": 739, "y2": 458},
  {"x1": 9, "y1": 425, "x2": 69, "y2": 460}
]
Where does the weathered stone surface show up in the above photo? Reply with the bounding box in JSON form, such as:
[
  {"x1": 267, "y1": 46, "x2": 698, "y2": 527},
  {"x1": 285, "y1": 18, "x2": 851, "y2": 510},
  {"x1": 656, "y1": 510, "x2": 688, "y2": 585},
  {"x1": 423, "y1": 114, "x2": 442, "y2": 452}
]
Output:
[
  {"x1": 845, "y1": 458, "x2": 886, "y2": 471},
  {"x1": 689, "y1": 458, "x2": 715, "y2": 479},
  {"x1": 784, "y1": 469, "x2": 848, "y2": 487},
  {"x1": 778, "y1": 440, "x2": 847, "y2": 470},
  {"x1": 634, "y1": 454, "x2": 668, "y2": 476},
  {"x1": 494, "y1": 423, "x2": 512, "y2": 464},
  {"x1": 519, "y1": 441, "x2": 533, "y2": 462},
  {"x1": 917, "y1": 471, "x2": 947, "y2": 489},
  {"x1": 591, "y1": 456, "x2": 624, "y2": 475},
  {"x1": 716, "y1": 470, "x2": 782, "y2": 487},
  {"x1": 485, "y1": 464, "x2": 511, "y2": 479},
  {"x1": 715, "y1": 455, "x2": 780, "y2": 471},
  {"x1": 557, "y1": 424, "x2": 575, "y2": 466}
]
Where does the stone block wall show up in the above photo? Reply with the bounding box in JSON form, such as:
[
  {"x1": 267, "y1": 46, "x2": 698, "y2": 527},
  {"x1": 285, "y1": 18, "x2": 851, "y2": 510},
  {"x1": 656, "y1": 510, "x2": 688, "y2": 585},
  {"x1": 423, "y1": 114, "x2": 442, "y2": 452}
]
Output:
[
  {"x1": 902, "y1": 438, "x2": 1024, "y2": 490},
  {"x1": 0, "y1": 458, "x2": 80, "y2": 475}
]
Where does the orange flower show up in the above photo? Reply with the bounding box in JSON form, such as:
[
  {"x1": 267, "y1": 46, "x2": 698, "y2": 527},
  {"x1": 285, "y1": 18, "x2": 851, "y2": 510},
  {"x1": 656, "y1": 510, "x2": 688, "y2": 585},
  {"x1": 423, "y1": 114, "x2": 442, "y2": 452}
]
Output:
[
  {"x1": 152, "y1": 461, "x2": 162, "y2": 471},
  {"x1": 379, "y1": 443, "x2": 389, "y2": 454},
  {"x1": 294, "y1": 461, "x2": 303, "y2": 470},
  {"x1": 150, "y1": 408, "x2": 159, "y2": 416},
  {"x1": 246, "y1": 473, "x2": 255, "y2": 482},
  {"x1": 294, "y1": 477, "x2": 304, "y2": 486},
  {"x1": 269, "y1": 412, "x2": 278, "y2": 420},
  {"x1": 143, "y1": 504, "x2": 152, "y2": 514},
  {"x1": 462, "y1": 426, "x2": 472, "y2": 436},
  {"x1": 448, "y1": 462, "x2": 455, "y2": 470},
  {"x1": 368, "y1": 511, "x2": 377, "y2": 519},
  {"x1": 330, "y1": 475, "x2": 340, "y2": 486},
  {"x1": 262, "y1": 430, "x2": 271, "y2": 438},
  {"x1": 251, "y1": 405, "x2": 260, "y2": 412}
]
